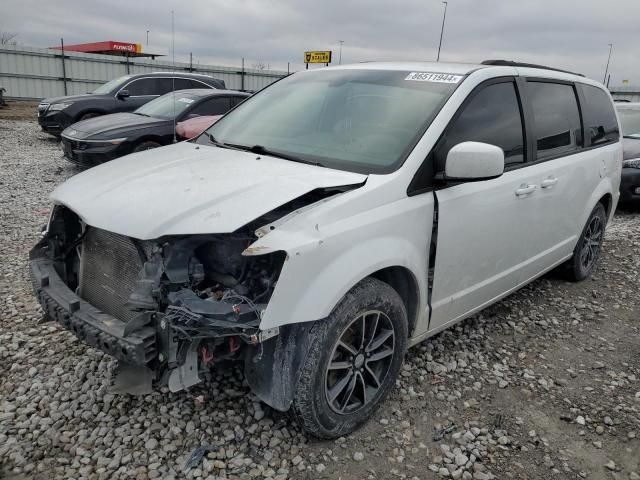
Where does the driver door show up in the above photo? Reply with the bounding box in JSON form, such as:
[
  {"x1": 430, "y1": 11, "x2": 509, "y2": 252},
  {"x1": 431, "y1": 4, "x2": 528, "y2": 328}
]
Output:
[{"x1": 428, "y1": 78, "x2": 540, "y2": 331}]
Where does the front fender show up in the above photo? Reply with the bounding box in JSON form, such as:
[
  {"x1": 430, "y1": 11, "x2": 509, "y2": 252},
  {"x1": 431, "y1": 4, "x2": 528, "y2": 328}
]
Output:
[{"x1": 248, "y1": 195, "x2": 433, "y2": 330}]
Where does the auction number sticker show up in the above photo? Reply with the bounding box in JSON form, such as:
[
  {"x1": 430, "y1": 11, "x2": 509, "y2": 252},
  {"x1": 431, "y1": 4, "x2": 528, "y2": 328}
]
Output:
[{"x1": 405, "y1": 72, "x2": 463, "y2": 83}]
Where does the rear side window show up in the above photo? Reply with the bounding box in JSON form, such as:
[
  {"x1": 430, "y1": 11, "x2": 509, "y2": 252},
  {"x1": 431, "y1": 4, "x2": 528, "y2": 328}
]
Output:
[
  {"x1": 172, "y1": 78, "x2": 194, "y2": 91},
  {"x1": 190, "y1": 97, "x2": 232, "y2": 116},
  {"x1": 580, "y1": 84, "x2": 619, "y2": 146},
  {"x1": 231, "y1": 96, "x2": 247, "y2": 107},
  {"x1": 435, "y1": 81, "x2": 525, "y2": 171},
  {"x1": 527, "y1": 82, "x2": 582, "y2": 160}
]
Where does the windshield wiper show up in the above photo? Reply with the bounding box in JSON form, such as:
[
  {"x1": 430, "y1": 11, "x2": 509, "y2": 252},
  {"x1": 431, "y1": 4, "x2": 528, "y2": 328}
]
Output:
[{"x1": 224, "y1": 143, "x2": 323, "y2": 166}]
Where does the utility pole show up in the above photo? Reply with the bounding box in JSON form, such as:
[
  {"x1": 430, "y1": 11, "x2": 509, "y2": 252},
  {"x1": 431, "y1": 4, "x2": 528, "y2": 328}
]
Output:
[
  {"x1": 339, "y1": 40, "x2": 344, "y2": 65},
  {"x1": 146, "y1": 30, "x2": 149, "y2": 45},
  {"x1": 603, "y1": 43, "x2": 613, "y2": 84},
  {"x1": 437, "y1": 1, "x2": 448, "y2": 62}
]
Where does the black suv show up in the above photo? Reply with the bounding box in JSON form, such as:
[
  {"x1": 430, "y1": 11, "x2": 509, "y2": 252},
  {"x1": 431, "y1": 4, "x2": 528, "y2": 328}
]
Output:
[{"x1": 37, "y1": 72, "x2": 226, "y2": 137}]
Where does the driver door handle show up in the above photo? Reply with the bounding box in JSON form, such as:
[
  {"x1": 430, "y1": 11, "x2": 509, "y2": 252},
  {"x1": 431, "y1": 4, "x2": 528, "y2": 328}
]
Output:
[
  {"x1": 541, "y1": 176, "x2": 558, "y2": 189},
  {"x1": 515, "y1": 184, "x2": 537, "y2": 197}
]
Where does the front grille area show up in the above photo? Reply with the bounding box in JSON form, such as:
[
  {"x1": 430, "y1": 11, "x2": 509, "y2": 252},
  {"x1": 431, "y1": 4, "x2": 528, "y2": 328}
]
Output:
[{"x1": 79, "y1": 227, "x2": 144, "y2": 322}]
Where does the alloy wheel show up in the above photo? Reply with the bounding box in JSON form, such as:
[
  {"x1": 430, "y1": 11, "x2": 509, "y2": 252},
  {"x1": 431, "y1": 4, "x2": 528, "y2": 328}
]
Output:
[
  {"x1": 325, "y1": 310, "x2": 395, "y2": 414},
  {"x1": 580, "y1": 215, "x2": 603, "y2": 270}
]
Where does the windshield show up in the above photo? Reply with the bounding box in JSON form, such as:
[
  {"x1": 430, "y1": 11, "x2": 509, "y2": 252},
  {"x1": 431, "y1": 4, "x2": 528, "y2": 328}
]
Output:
[
  {"x1": 200, "y1": 69, "x2": 461, "y2": 173},
  {"x1": 135, "y1": 92, "x2": 199, "y2": 119},
  {"x1": 92, "y1": 75, "x2": 132, "y2": 94},
  {"x1": 617, "y1": 106, "x2": 640, "y2": 137}
]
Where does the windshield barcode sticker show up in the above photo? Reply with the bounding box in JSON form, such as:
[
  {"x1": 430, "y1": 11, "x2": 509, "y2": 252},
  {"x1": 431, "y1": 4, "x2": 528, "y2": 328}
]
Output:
[
  {"x1": 405, "y1": 72, "x2": 463, "y2": 83},
  {"x1": 178, "y1": 97, "x2": 194, "y2": 104}
]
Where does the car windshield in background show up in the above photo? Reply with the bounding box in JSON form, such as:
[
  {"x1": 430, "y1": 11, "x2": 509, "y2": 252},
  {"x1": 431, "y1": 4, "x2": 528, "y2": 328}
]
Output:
[
  {"x1": 617, "y1": 106, "x2": 640, "y2": 138},
  {"x1": 201, "y1": 69, "x2": 461, "y2": 173},
  {"x1": 91, "y1": 75, "x2": 132, "y2": 95},
  {"x1": 135, "y1": 93, "x2": 199, "y2": 119}
]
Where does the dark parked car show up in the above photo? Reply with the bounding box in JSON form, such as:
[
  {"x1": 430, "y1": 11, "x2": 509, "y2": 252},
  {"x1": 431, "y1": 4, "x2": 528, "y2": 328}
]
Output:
[
  {"x1": 38, "y1": 72, "x2": 226, "y2": 137},
  {"x1": 615, "y1": 103, "x2": 640, "y2": 204},
  {"x1": 60, "y1": 89, "x2": 249, "y2": 167}
]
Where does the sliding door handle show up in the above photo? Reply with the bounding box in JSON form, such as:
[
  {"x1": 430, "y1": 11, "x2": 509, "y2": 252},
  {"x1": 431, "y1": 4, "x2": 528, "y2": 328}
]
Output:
[
  {"x1": 515, "y1": 184, "x2": 536, "y2": 197},
  {"x1": 541, "y1": 176, "x2": 558, "y2": 189}
]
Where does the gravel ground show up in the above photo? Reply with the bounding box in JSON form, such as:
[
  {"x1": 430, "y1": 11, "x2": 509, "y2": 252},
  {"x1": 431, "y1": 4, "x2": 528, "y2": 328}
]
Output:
[{"x1": 1, "y1": 120, "x2": 639, "y2": 480}]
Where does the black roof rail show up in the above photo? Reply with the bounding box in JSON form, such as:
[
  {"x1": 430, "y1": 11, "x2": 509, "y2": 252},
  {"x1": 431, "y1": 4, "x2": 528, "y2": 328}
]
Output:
[{"x1": 481, "y1": 60, "x2": 584, "y2": 77}]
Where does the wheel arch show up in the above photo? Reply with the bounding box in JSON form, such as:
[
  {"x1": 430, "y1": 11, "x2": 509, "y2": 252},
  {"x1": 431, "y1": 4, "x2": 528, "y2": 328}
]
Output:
[
  {"x1": 369, "y1": 266, "x2": 420, "y2": 338},
  {"x1": 74, "y1": 109, "x2": 106, "y2": 121},
  {"x1": 597, "y1": 192, "x2": 613, "y2": 217}
]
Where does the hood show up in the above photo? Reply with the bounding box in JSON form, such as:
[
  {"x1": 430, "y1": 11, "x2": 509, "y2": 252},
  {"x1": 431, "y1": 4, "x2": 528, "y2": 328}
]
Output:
[
  {"x1": 51, "y1": 142, "x2": 367, "y2": 239},
  {"x1": 63, "y1": 113, "x2": 167, "y2": 140},
  {"x1": 622, "y1": 137, "x2": 640, "y2": 161},
  {"x1": 42, "y1": 93, "x2": 109, "y2": 104}
]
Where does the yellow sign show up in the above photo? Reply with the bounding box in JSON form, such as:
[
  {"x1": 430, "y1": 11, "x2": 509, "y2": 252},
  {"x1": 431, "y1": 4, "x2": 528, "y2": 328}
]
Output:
[{"x1": 304, "y1": 51, "x2": 332, "y2": 64}]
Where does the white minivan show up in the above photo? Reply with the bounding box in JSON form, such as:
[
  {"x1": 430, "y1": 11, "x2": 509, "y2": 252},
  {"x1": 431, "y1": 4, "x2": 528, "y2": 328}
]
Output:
[{"x1": 31, "y1": 60, "x2": 622, "y2": 438}]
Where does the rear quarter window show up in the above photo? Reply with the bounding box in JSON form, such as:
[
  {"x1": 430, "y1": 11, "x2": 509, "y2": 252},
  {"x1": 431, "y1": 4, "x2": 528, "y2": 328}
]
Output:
[{"x1": 579, "y1": 84, "x2": 619, "y2": 146}]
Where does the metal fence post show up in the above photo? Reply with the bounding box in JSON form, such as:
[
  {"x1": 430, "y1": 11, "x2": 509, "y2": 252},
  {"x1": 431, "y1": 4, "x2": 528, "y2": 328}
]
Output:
[
  {"x1": 60, "y1": 38, "x2": 68, "y2": 95},
  {"x1": 241, "y1": 58, "x2": 245, "y2": 91}
]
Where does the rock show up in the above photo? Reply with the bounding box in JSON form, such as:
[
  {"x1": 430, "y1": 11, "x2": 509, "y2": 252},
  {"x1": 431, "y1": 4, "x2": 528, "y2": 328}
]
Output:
[
  {"x1": 576, "y1": 416, "x2": 586, "y2": 426},
  {"x1": 145, "y1": 438, "x2": 158, "y2": 450},
  {"x1": 605, "y1": 460, "x2": 617, "y2": 471},
  {"x1": 353, "y1": 452, "x2": 364, "y2": 462}
]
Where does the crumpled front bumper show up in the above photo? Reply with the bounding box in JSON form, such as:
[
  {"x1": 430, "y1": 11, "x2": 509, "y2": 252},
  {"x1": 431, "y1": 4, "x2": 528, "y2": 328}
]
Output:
[{"x1": 29, "y1": 244, "x2": 157, "y2": 366}]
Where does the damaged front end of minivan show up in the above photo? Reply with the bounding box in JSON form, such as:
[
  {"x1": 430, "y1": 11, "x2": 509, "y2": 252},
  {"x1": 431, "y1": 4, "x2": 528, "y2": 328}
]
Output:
[{"x1": 29, "y1": 187, "x2": 351, "y2": 399}]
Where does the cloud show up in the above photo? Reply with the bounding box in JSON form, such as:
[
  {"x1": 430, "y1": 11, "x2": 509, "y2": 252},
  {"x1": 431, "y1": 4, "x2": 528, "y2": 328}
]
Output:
[{"x1": 1, "y1": 0, "x2": 636, "y2": 83}]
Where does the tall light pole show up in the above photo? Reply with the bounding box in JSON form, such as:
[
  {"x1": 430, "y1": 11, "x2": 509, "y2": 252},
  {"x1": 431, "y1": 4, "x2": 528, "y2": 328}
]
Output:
[
  {"x1": 339, "y1": 40, "x2": 344, "y2": 64},
  {"x1": 603, "y1": 43, "x2": 613, "y2": 84},
  {"x1": 437, "y1": 1, "x2": 448, "y2": 62},
  {"x1": 146, "y1": 30, "x2": 149, "y2": 45}
]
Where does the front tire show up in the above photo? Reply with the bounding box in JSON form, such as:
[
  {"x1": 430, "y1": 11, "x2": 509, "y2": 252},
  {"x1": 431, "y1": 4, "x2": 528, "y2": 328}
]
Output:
[
  {"x1": 78, "y1": 112, "x2": 101, "y2": 121},
  {"x1": 563, "y1": 202, "x2": 607, "y2": 281},
  {"x1": 132, "y1": 141, "x2": 161, "y2": 153},
  {"x1": 292, "y1": 277, "x2": 408, "y2": 439}
]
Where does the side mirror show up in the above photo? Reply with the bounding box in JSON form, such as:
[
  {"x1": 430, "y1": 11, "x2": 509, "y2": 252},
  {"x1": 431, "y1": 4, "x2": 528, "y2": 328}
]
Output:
[
  {"x1": 445, "y1": 141, "x2": 505, "y2": 181},
  {"x1": 117, "y1": 90, "x2": 130, "y2": 99}
]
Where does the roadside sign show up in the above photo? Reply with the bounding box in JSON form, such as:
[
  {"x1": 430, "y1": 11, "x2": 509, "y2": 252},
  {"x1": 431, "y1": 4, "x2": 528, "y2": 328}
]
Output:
[{"x1": 304, "y1": 51, "x2": 332, "y2": 64}]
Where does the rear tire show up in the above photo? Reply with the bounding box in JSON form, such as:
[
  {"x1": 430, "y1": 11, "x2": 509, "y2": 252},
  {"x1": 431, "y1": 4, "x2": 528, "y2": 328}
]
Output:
[
  {"x1": 132, "y1": 141, "x2": 161, "y2": 153},
  {"x1": 562, "y1": 202, "x2": 607, "y2": 281},
  {"x1": 291, "y1": 277, "x2": 408, "y2": 439}
]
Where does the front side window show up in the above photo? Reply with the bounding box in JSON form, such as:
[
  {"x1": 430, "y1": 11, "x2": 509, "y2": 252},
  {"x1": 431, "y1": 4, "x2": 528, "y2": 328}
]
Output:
[
  {"x1": 580, "y1": 84, "x2": 620, "y2": 145},
  {"x1": 528, "y1": 82, "x2": 582, "y2": 160},
  {"x1": 201, "y1": 69, "x2": 460, "y2": 173},
  {"x1": 135, "y1": 92, "x2": 199, "y2": 119},
  {"x1": 435, "y1": 81, "x2": 525, "y2": 171},
  {"x1": 92, "y1": 75, "x2": 132, "y2": 94}
]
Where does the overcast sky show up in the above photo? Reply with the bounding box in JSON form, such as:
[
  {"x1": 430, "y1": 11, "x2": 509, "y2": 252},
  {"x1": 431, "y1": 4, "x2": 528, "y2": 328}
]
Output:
[{"x1": 1, "y1": 0, "x2": 637, "y2": 84}]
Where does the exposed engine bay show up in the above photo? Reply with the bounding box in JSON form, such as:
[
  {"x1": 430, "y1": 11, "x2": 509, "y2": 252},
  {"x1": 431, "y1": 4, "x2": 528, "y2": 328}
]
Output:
[{"x1": 32, "y1": 186, "x2": 354, "y2": 395}]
